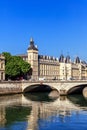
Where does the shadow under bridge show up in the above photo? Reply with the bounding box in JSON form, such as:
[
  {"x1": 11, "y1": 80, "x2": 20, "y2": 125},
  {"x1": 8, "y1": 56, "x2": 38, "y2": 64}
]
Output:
[
  {"x1": 67, "y1": 84, "x2": 87, "y2": 95},
  {"x1": 23, "y1": 83, "x2": 59, "y2": 93}
]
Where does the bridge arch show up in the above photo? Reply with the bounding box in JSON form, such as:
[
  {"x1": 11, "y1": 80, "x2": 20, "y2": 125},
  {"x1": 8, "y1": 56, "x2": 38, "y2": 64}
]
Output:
[
  {"x1": 23, "y1": 83, "x2": 59, "y2": 93},
  {"x1": 67, "y1": 84, "x2": 87, "y2": 95}
]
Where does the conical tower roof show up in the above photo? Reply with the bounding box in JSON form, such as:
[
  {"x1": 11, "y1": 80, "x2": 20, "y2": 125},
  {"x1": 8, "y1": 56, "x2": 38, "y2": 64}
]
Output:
[
  {"x1": 59, "y1": 54, "x2": 64, "y2": 62},
  {"x1": 28, "y1": 38, "x2": 38, "y2": 51}
]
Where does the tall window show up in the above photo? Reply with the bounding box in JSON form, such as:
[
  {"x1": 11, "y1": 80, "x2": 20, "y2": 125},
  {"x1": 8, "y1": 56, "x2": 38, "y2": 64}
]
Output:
[
  {"x1": 1, "y1": 63, "x2": 3, "y2": 69},
  {"x1": 1, "y1": 72, "x2": 3, "y2": 80}
]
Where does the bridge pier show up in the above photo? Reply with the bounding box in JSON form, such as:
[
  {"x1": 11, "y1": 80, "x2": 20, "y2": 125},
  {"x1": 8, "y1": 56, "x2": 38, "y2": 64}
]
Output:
[
  {"x1": 83, "y1": 87, "x2": 87, "y2": 98},
  {"x1": 59, "y1": 89, "x2": 67, "y2": 96}
]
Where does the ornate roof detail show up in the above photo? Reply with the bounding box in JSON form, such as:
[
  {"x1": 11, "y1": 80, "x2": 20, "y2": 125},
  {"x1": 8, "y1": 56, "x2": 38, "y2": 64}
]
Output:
[
  {"x1": 0, "y1": 54, "x2": 5, "y2": 60},
  {"x1": 75, "y1": 56, "x2": 80, "y2": 63},
  {"x1": 30, "y1": 37, "x2": 33, "y2": 42},
  {"x1": 28, "y1": 38, "x2": 38, "y2": 51},
  {"x1": 59, "y1": 54, "x2": 64, "y2": 62},
  {"x1": 65, "y1": 55, "x2": 70, "y2": 63}
]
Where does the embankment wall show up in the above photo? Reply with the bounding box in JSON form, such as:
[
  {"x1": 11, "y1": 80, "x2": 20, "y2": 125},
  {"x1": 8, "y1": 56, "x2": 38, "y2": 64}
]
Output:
[{"x1": 0, "y1": 81, "x2": 22, "y2": 95}]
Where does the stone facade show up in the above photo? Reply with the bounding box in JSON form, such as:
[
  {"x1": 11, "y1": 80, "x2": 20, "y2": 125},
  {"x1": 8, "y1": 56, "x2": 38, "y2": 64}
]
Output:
[
  {"x1": 27, "y1": 38, "x2": 38, "y2": 80},
  {"x1": 0, "y1": 54, "x2": 5, "y2": 81},
  {"x1": 20, "y1": 38, "x2": 87, "y2": 80}
]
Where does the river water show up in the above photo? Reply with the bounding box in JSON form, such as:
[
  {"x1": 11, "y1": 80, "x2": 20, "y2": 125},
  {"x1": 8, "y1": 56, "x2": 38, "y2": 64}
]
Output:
[{"x1": 0, "y1": 92, "x2": 87, "y2": 130}]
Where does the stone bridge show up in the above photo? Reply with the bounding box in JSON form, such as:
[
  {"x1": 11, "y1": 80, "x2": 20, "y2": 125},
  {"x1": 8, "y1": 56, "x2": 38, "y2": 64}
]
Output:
[
  {"x1": 21, "y1": 80, "x2": 87, "y2": 95},
  {"x1": 0, "y1": 80, "x2": 87, "y2": 95}
]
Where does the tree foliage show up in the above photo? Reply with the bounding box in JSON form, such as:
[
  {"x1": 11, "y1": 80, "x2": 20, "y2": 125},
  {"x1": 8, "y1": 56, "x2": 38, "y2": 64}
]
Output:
[
  {"x1": 2, "y1": 52, "x2": 12, "y2": 64},
  {"x1": 3, "y1": 52, "x2": 31, "y2": 80}
]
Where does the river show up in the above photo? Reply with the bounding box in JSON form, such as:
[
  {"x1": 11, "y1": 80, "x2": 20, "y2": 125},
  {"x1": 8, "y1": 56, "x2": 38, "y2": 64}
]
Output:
[{"x1": 0, "y1": 92, "x2": 87, "y2": 130}]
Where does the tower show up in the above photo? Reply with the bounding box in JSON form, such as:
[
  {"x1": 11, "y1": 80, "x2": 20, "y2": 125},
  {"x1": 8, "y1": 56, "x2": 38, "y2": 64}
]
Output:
[{"x1": 27, "y1": 38, "x2": 38, "y2": 80}]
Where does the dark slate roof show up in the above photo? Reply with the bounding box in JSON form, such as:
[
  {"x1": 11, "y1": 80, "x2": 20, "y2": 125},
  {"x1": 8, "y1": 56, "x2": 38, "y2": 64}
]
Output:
[
  {"x1": 59, "y1": 54, "x2": 64, "y2": 62},
  {"x1": 65, "y1": 55, "x2": 70, "y2": 63},
  {"x1": 75, "y1": 56, "x2": 80, "y2": 63},
  {"x1": 81, "y1": 60, "x2": 87, "y2": 64},
  {"x1": 28, "y1": 38, "x2": 38, "y2": 51}
]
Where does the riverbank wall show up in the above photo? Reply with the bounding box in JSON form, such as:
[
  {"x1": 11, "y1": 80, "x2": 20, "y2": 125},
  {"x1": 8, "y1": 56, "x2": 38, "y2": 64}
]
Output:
[{"x1": 0, "y1": 81, "x2": 22, "y2": 95}]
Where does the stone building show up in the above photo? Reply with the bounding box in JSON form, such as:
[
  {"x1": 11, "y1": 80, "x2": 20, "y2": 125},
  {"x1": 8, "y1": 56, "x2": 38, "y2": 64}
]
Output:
[
  {"x1": 0, "y1": 54, "x2": 5, "y2": 80},
  {"x1": 20, "y1": 38, "x2": 87, "y2": 80}
]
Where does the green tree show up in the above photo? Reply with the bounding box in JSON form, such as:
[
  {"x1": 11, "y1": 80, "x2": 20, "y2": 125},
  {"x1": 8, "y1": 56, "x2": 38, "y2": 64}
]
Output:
[
  {"x1": 2, "y1": 52, "x2": 11, "y2": 64},
  {"x1": 3, "y1": 52, "x2": 31, "y2": 80}
]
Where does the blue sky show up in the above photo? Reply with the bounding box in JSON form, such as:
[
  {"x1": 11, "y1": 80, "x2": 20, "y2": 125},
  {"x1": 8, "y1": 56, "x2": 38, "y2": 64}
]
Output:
[{"x1": 0, "y1": 0, "x2": 87, "y2": 61}]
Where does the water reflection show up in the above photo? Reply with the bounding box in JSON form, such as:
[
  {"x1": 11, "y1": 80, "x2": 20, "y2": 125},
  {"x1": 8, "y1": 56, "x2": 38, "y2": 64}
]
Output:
[
  {"x1": 0, "y1": 93, "x2": 87, "y2": 130},
  {"x1": 67, "y1": 95, "x2": 87, "y2": 108},
  {"x1": 24, "y1": 91, "x2": 58, "y2": 102}
]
